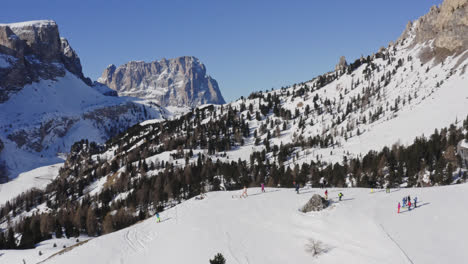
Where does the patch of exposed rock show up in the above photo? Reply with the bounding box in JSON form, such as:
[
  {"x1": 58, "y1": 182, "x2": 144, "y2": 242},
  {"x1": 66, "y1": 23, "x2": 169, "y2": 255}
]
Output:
[
  {"x1": 98, "y1": 56, "x2": 225, "y2": 107},
  {"x1": 335, "y1": 56, "x2": 348, "y2": 72},
  {"x1": 301, "y1": 194, "x2": 329, "y2": 212}
]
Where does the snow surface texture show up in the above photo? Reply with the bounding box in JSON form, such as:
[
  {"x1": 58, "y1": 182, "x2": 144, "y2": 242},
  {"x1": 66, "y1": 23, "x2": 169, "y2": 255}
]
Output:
[
  {"x1": 0, "y1": 54, "x2": 17, "y2": 68},
  {"x1": 5, "y1": 184, "x2": 465, "y2": 264}
]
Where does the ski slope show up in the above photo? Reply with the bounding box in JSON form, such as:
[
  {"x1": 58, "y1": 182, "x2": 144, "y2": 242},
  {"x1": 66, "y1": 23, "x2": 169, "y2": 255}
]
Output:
[{"x1": 24, "y1": 183, "x2": 468, "y2": 264}]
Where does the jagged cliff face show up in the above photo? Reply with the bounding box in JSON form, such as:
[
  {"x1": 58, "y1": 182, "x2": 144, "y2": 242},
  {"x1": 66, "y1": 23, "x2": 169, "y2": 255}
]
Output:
[
  {"x1": 98, "y1": 56, "x2": 225, "y2": 107},
  {"x1": 399, "y1": 0, "x2": 468, "y2": 61},
  {"x1": 0, "y1": 20, "x2": 91, "y2": 103},
  {"x1": 0, "y1": 20, "x2": 166, "y2": 180}
]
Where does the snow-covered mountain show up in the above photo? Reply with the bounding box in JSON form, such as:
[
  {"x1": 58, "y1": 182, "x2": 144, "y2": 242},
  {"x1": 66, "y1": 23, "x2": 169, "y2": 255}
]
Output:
[
  {"x1": 0, "y1": 20, "x2": 167, "y2": 181},
  {"x1": 1, "y1": 0, "x2": 468, "y2": 262},
  {"x1": 77, "y1": 0, "x2": 468, "y2": 173},
  {"x1": 98, "y1": 56, "x2": 226, "y2": 107}
]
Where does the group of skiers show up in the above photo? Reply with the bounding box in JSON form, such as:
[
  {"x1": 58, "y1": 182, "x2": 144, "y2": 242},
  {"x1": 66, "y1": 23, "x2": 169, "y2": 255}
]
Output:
[
  {"x1": 154, "y1": 185, "x2": 421, "y2": 224},
  {"x1": 397, "y1": 195, "x2": 418, "y2": 213}
]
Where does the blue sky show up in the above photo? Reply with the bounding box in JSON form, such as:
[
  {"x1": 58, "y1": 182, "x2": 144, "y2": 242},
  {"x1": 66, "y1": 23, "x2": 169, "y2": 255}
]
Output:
[{"x1": 3, "y1": 0, "x2": 441, "y2": 102}]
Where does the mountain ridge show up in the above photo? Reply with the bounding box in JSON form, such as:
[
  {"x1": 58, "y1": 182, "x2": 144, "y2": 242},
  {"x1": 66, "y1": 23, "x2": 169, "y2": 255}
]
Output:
[
  {"x1": 98, "y1": 56, "x2": 225, "y2": 107},
  {"x1": 0, "y1": 20, "x2": 167, "y2": 181}
]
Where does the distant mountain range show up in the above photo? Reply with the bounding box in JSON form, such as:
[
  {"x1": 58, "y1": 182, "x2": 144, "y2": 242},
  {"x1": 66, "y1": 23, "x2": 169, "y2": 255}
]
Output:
[{"x1": 0, "y1": 20, "x2": 225, "y2": 180}]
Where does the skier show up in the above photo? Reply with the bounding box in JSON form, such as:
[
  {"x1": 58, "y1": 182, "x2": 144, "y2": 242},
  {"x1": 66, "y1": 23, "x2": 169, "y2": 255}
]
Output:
[
  {"x1": 408, "y1": 195, "x2": 411, "y2": 204},
  {"x1": 413, "y1": 197, "x2": 418, "y2": 208},
  {"x1": 338, "y1": 192, "x2": 343, "y2": 201},
  {"x1": 324, "y1": 189, "x2": 328, "y2": 200},
  {"x1": 386, "y1": 187, "x2": 390, "y2": 193},
  {"x1": 155, "y1": 212, "x2": 161, "y2": 223},
  {"x1": 261, "y1": 183, "x2": 265, "y2": 193},
  {"x1": 402, "y1": 197, "x2": 407, "y2": 207},
  {"x1": 398, "y1": 202, "x2": 401, "y2": 214},
  {"x1": 241, "y1": 186, "x2": 248, "y2": 198},
  {"x1": 408, "y1": 200, "x2": 412, "y2": 211},
  {"x1": 295, "y1": 182, "x2": 300, "y2": 194}
]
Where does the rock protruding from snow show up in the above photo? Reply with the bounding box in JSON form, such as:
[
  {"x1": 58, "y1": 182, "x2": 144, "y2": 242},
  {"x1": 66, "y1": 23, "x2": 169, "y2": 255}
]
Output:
[
  {"x1": 91, "y1": 81, "x2": 118, "y2": 96},
  {"x1": 335, "y1": 56, "x2": 348, "y2": 72},
  {"x1": 98, "y1": 56, "x2": 225, "y2": 107},
  {"x1": 0, "y1": 20, "x2": 89, "y2": 102},
  {"x1": 301, "y1": 194, "x2": 329, "y2": 212}
]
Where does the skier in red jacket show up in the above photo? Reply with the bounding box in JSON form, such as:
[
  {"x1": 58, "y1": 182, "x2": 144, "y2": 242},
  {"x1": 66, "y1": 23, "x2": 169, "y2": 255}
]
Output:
[{"x1": 325, "y1": 190, "x2": 328, "y2": 200}]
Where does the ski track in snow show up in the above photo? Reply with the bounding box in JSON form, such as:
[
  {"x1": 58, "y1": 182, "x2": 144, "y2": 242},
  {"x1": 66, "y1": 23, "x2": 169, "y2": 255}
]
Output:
[
  {"x1": 225, "y1": 231, "x2": 242, "y2": 264},
  {"x1": 379, "y1": 223, "x2": 415, "y2": 264},
  {"x1": 124, "y1": 227, "x2": 155, "y2": 253}
]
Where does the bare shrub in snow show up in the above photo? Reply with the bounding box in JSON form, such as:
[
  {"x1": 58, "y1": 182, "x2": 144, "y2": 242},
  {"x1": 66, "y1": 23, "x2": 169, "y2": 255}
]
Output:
[{"x1": 305, "y1": 238, "x2": 328, "y2": 257}]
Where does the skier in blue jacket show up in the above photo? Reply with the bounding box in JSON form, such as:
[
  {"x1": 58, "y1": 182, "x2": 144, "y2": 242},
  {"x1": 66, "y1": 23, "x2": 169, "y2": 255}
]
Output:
[{"x1": 156, "y1": 212, "x2": 161, "y2": 223}]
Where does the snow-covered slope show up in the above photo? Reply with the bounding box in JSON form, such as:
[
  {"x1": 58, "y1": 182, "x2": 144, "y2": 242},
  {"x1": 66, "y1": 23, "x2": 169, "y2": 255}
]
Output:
[
  {"x1": 0, "y1": 163, "x2": 61, "y2": 204},
  {"x1": 268, "y1": 39, "x2": 468, "y2": 164},
  {"x1": 7, "y1": 183, "x2": 464, "y2": 264},
  {"x1": 100, "y1": 9, "x2": 468, "y2": 173},
  {"x1": 104, "y1": 35, "x2": 468, "y2": 173},
  {"x1": 0, "y1": 72, "x2": 165, "y2": 179}
]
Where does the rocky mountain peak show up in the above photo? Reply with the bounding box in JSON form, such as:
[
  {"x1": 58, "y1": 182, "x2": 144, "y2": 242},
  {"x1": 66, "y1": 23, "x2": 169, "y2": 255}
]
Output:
[
  {"x1": 98, "y1": 56, "x2": 225, "y2": 107},
  {"x1": 0, "y1": 20, "x2": 90, "y2": 102},
  {"x1": 399, "y1": 0, "x2": 468, "y2": 56},
  {"x1": 2, "y1": 20, "x2": 61, "y2": 61}
]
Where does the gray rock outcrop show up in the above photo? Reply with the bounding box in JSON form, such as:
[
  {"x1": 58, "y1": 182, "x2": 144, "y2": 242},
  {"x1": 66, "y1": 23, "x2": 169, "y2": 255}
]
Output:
[
  {"x1": 301, "y1": 194, "x2": 329, "y2": 212},
  {"x1": 0, "y1": 20, "x2": 90, "y2": 102},
  {"x1": 335, "y1": 56, "x2": 348, "y2": 72},
  {"x1": 98, "y1": 56, "x2": 225, "y2": 107},
  {"x1": 0, "y1": 20, "x2": 162, "y2": 181},
  {"x1": 398, "y1": 0, "x2": 468, "y2": 58}
]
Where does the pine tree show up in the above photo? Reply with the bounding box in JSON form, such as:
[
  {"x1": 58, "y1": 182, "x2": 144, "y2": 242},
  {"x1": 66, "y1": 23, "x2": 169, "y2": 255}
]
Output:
[
  {"x1": 6, "y1": 227, "x2": 15, "y2": 249},
  {"x1": 55, "y1": 220, "x2": 63, "y2": 238},
  {"x1": 103, "y1": 213, "x2": 114, "y2": 234},
  {"x1": 209, "y1": 253, "x2": 226, "y2": 264},
  {"x1": 0, "y1": 231, "x2": 5, "y2": 249},
  {"x1": 86, "y1": 207, "x2": 98, "y2": 236},
  {"x1": 19, "y1": 218, "x2": 35, "y2": 249},
  {"x1": 445, "y1": 163, "x2": 454, "y2": 185}
]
